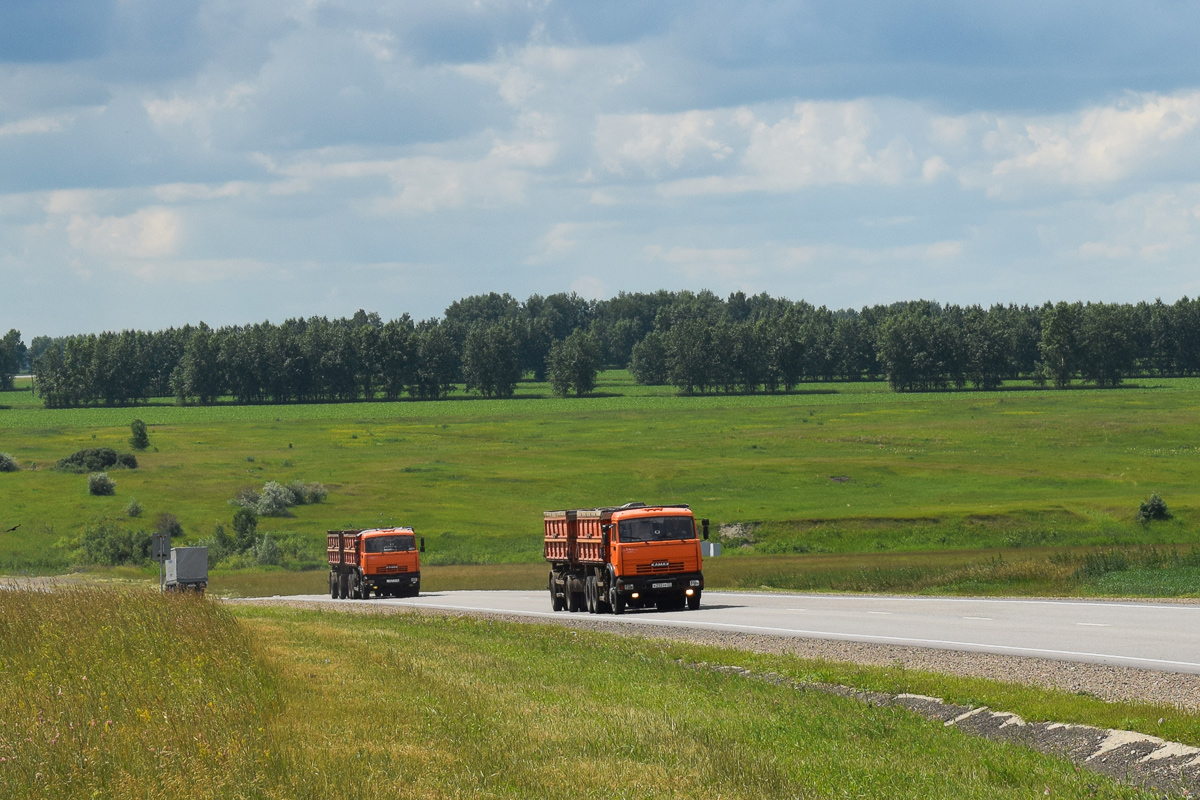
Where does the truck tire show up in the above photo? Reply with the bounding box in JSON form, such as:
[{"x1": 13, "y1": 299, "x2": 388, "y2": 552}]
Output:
[
  {"x1": 596, "y1": 569, "x2": 613, "y2": 614},
  {"x1": 549, "y1": 571, "x2": 565, "y2": 612},
  {"x1": 585, "y1": 576, "x2": 597, "y2": 614},
  {"x1": 610, "y1": 587, "x2": 625, "y2": 615},
  {"x1": 567, "y1": 581, "x2": 583, "y2": 612},
  {"x1": 687, "y1": 591, "x2": 701, "y2": 611},
  {"x1": 330, "y1": 573, "x2": 338, "y2": 599},
  {"x1": 338, "y1": 572, "x2": 349, "y2": 599}
]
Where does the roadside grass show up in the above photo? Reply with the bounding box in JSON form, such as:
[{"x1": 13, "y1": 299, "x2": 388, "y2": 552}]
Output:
[
  {"x1": 4, "y1": 372, "x2": 1200, "y2": 591},
  {"x1": 240, "y1": 603, "x2": 1156, "y2": 799},
  {"x1": 0, "y1": 585, "x2": 277, "y2": 799},
  {"x1": 2, "y1": 585, "x2": 1187, "y2": 798}
]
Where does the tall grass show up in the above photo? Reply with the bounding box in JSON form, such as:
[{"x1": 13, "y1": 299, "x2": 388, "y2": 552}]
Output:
[{"x1": 0, "y1": 585, "x2": 277, "y2": 799}]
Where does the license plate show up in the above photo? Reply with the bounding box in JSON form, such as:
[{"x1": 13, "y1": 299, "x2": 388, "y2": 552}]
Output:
[
  {"x1": 651, "y1": 582, "x2": 672, "y2": 589},
  {"x1": 386, "y1": 578, "x2": 400, "y2": 584}
]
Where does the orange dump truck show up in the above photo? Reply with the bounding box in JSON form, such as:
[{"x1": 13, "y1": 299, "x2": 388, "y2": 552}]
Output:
[
  {"x1": 328, "y1": 527, "x2": 424, "y2": 599},
  {"x1": 545, "y1": 502, "x2": 709, "y2": 614}
]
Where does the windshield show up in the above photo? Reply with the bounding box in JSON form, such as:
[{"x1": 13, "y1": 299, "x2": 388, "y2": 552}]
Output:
[
  {"x1": 364, "y1": 535, "x2": 416, "y2": 553},
  {"x1": 617, "y1": 516, "x2": 695, "y2": 543}
]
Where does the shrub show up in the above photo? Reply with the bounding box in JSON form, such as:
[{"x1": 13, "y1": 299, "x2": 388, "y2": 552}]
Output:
[
  {"x1": 88, "y1": 472, "x2": 115, "y2": 496},
  {"x1": 153, "y1": 512, "x2": 184, "y2": 539},
  {"x1": 125, "y1": 498, "x2": 144, "y2": 518},
  {"x1": 0, "y1": 452, "x2": 18, "y2": 472},
  {"x1": 76, "y1": 520, "x2": 151, "y2": 565},
  {"x1": 129, "y1": 419, "x2": 150, "y2": 451},
  {"x1": 256, "y1": 481, "x2": 296, "y2": 517},
  {"x1": 232, "y1": 507, "x2": 258, "y2": 552},
  {"x1": 287, "y1": 480, "x2": 328, "y2": 505},
  {"x1": 58, "y1": 447, "x2": 138, "y2": 473},
  {"x1": 252, "y1": 535, "x2": 281, "y2": 566},
  {"x1": 1137, "y1": 493, "x2": 1171, "y2": 523},
  {"x1": 229, "y1": 479, "x2": 328, "y2": 517}
]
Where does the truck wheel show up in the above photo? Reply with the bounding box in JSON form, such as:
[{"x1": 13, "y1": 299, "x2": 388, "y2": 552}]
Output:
[
  {"x1": 330, "y1": 573, "x2": 338, "y2": 599},
  {"x1": 567, "y1": 584, "x2": 582, "y2": 612},
  {"x1": 549, "y1": 571, "x2": 565, "y2": 612},
  {"x1": 687, "y1": 591, "x2": 701, "y2": 611},
  {"x1": 338, "y1": 573, "x2": 349, "y2": 599},
  {"x1": 412, "y1": 580, "x2": 420, "y2": 597},
  {"x1": 610, "y1": 588, "x2": 625, "y2": 615},
  {"x1": 586, "y1": 576, "x2": 598, "y2": 614}
]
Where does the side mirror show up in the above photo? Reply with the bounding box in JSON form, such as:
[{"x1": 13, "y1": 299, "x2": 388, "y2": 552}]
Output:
[
  {"x1": 701, "y1": 519, "x2": 709, "y2": 540},
  {"x1": 419, "y1": 537, "x2": 426, "y2": 553}
]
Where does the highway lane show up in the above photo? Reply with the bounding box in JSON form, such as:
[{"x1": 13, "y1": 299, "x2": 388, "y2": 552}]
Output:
[{"x1": 279, "y1": 590, "x2": 1200, "y2": 674}]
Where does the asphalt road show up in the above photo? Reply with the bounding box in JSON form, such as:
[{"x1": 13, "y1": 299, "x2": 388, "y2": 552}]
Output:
[{"x1": 280, "y1": 590, "x2": 1200, "y2": 674}]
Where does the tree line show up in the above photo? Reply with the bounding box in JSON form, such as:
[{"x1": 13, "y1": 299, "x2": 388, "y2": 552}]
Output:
[{"x1": 10, "y1": 292, "x2": 1200, "y2": 408}]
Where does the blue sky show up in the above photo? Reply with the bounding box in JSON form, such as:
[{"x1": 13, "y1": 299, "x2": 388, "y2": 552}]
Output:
[{"x1": 3, "y1": 1, "x2": 1200, "y2": 336}]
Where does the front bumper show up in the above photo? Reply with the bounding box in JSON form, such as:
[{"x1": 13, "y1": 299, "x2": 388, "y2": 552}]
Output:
[
  {"x1": 613, "y1": 572, "x2": 703, "y2": 597},
  {"x1": 364, "y1": 572, "x2": 420, "y2": 590}
]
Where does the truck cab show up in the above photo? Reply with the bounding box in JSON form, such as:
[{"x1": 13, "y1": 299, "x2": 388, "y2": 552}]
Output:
[{"x1": 605, "y1": 505, "x2": 704, "y2": 612}]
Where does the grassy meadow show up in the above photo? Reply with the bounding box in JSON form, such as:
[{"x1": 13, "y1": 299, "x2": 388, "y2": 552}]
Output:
[
  {"x1": 0, "y1": 586, "x2": 1175, "y2": 799},
  {"x1": 3, "y1": 371, "x2": 1200, "y2": 595}
]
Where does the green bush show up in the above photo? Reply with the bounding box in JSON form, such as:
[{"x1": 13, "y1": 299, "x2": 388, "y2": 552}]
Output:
[
  {"x1": 88, "y1": 472, "x2": 115, "y2": 496},
  {"x1": 153, "y1": 512, "x2": 184, "y2": 538},
  {"x1": 232, "y1": 507, "x2": 258, "y2": 551},
  {"x1": 129, "y1": 418, "x2": 150, "y2": 451},
  {"x1": 231, "y1": 480, "x2": 328, "y2": 517},
  {"x1": 58, "y1": 447, "x2": 138, "y2": 473},
  {"x1": 252, "y1": 535, "x2": 282, "y2": 566},
  {"x1": 126, "y1": 498, "x2": 144, "y2": 518},
  {"x1": 1136, "y1": 493, "x2": 1171, "y2": 523},
  {"x1": 0, "y1": 452, "x2": 18, "y2": 472},
  {"x1": 76, "y1": 519, "x2": 151, "y2": 565}
]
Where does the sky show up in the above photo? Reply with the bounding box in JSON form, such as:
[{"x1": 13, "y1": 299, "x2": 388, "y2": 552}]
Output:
[{"x1": 3, "y1": 0, "x2": 1200, "y2": 337}]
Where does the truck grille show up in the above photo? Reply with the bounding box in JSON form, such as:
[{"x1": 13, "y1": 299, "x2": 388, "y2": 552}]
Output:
[
  {"x1": 635, "y1": 561, "x2": 684, "y2": 574},
  {"x1": 378, "y1": 564, "x2": 408, "y2": 574}
]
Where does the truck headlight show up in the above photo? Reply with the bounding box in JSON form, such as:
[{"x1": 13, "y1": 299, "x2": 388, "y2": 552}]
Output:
[
  {"x1": 688, "y1": 580, "x2": 700, "y2": 587},
  {"x1": 685, "y1": 588, "x2": 694, "y2": 596},
  {"x1": 630, "y1": 592, "x2": 640, "y2": 599}
]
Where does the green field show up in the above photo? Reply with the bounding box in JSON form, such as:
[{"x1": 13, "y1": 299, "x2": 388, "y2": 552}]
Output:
[
  {"x1": 0, "y1": 586, "x2": 1172, "y2": 799},
  {"x1": 3, "y1": 372, "x2": 1200, "y2": 594}
]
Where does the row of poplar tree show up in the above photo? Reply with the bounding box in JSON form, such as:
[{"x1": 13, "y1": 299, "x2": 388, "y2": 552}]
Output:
[{"x1": 8, "y1": 291, "x2": 1200, "y2": 408}]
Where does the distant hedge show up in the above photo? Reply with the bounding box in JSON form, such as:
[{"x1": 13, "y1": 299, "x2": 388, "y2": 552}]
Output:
[{"x1": 57, "y1": 448, "x2": 138, "y2": 473}]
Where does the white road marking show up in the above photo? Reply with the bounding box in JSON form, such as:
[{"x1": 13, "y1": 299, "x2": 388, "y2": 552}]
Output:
[
  {"x1": 1077, "y1": 623, "x2": 1111, "y2": 627},
  {"x1": 963, "y1": 616, "x2": 993, "y2": 621}
]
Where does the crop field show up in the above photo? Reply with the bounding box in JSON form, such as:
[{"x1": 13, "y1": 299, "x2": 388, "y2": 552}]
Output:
[
  {"x1": 3, "y1": 372, "x2": 1200, "y2": 594},
  {"x1": 0, "y1": 586, "x2": 1176, "y2": 799}
]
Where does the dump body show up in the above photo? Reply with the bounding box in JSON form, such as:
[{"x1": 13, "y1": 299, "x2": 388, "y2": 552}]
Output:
[
  {"x1": 328, "y1": 527, "x2": 423, "y2": 599},
  {"x1": 164, "y1": 547, "x2": 208, "y2": 593},
  {"x1": 545, "y1": 502, "x2": 706, "y2": 614}
]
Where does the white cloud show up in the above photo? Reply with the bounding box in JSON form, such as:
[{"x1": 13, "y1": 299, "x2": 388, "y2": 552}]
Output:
[
  {"x1": 595, "y1": 110, "x2": 736, "y2": 176},
  {"x1": 0, "y1": 114, "x2": 72, "y2": 137},
  {"x1": 644, "y1": 100, "x2": 917, "y2": 195},
  {"x1": 525, "y1": 222, "x2": 581, "y2": 264},
  {"x1": 67, "y1": 207, "x2": 182, "y2": 259},
  {"x1": 956, "y1": 91, "x2": 1200, "y2": 196}
]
